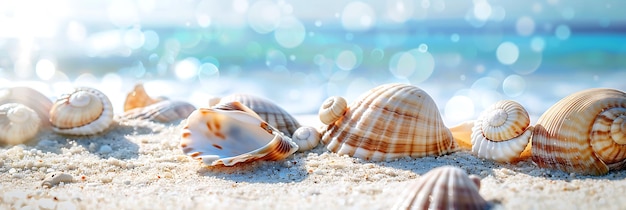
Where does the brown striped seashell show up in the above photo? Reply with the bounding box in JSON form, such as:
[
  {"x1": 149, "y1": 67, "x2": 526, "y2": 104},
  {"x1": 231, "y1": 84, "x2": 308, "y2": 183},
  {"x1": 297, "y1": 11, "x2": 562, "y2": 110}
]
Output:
[
  {"x1": 451, "y1": 100, "x2": 533, "y2": 163},
  {"x1": 216, "y1": 94, "x2": 301, "y2": 137},
  {"x1": 0, "y1": 103, "x2": 41, "y2": 145},
  {"x1": 180, "y1": 101, "x2": 299, "y2": 166},
  {"x1": 0, "y1": 87, "x2": 52, "y2": 127},
  {"x1": 123, "y1": 83, "x2": 165, "y2": 112},
  {"x1": 319, "y1": 96, "x2": 347, "y2": 125},
  {"x1": 292, "y1": 126, "x2": 320, "y2": 152},
  {"x1": 49, "y1": 87, "x2": 114, "y2": 135},
  {"x1": 392, "y1": 166, "x2": 488, "y2": 210},
  {"x1": 122, "y1": 100, "x2": 196, "y2": 123},
  {"x1": 320, "y1": 83, "x2": 456, "y2": 161},
  {"x1": 532, "y1": 88, "x2": 626, "y2": 175}
]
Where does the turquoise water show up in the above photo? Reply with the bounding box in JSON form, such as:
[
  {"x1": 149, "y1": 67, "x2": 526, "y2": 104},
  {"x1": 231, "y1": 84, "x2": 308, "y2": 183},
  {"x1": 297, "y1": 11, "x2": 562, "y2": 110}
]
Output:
[{"x1": 0, "y1": 0, "x2": 625, "y2": 126}]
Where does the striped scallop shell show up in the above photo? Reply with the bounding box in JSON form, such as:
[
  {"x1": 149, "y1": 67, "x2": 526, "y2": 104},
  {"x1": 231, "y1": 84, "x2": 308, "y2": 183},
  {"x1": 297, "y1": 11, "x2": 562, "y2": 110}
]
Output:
[
  {"x1": 532, "y1": 88, "x2": 626, "y2": 175},
  {"x1": 470, "y1": 100, "x2": 533, "y2": 162},
  {"x1": 180, "y1": 101, "x2": 298, "y2": 166},
  {"x1": 0, "y1": 103, "x2": 41, "y2": 145},
  {"x1": 216, "y1": 94, "x2": 300, "y2": 137},
  {"x1": 320, "y1": 83, "x2": 456, "y2": 161},
  {"x1": 0, "y1": 87, "x2": 52, "y2": 127},
  {"x1": 123, "y1": 83, "x2": 165, "y2": 112},
  {"x1": 49, "y1": 87, "x2": 114, "y2": 135},
  {"x1": 122, "y1": 100, "x2": 196, "y2": 123},
  {"x1": 393, "y1": 166, "x2": 488, "y2": 210}
]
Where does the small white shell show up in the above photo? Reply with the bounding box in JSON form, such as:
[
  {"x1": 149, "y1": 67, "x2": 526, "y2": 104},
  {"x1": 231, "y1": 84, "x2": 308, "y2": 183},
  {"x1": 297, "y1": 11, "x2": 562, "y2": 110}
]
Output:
[
  {"x1": 50, "y1": 87, "x2": 114, "y2": 135},
  {"x1": 292, "y1": 126, "x2": 320, "y2": 152},
  {"x1": 0, "y1": 103, "x2": 41, "y2": 145},
  {"x1": 393, "y1": 166, "x2": 488, "y2": 210},
  {"x1": 318, "y1": 96, "x2": 347, "y2": 125},
  {"x1": 180, "y1": 101, "x2": 299, "y2": 166},
  {"x1": 0, "y1": 87, "x2": 52, "y2": 127},
  {"x1": 122, "y1": 100, "x2": 196, "y2": 123},
  {"x1": 42, "y1": 172, "x2": 73, "y2": 188}
]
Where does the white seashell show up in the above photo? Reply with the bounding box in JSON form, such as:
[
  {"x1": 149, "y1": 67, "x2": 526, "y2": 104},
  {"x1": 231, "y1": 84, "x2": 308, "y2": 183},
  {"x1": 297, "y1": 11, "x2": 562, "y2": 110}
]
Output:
[
  {"x1": 123, "y1": 83, "x2": 165, "y2": 112},
  {"x1": 393, "y1": 166, "x2": 488, "y2": 210},
  {"x1": 0, "y1": 87, "x2": 52, "y2": 127},
  {"x1": 318, "y1": 96, "x2": 347, "y2": 125},
  {"x1": 292, "y1": 126, "x2": 320, "y2": 152},
  {"x1": 42, "y1": 171, "x2": 73, "y2": 188},
  {"x1": 180, "y1": 101, "x2": 299, "y2": 166},
  {"x1": 0, "y1": 103, "x2": 41, "y2": 145},
  {"x1": 49, "y1": 87, "x2": 114, "y2": 135},
  {"x1": 320, "y1": 83, "x2": 456, "y2": 161},
  {"x1": 532, "y1": 88, "x2": 626, "y2": 175},
  {"x1": 216, "y1": 94, "x2": 301, "y2": 137},
  {"x1": 470, "y1": 100, "x2": 533, "y2": 162},
  {"x1": 122, "y1": 100, "x2": 196, "y2": 123}
]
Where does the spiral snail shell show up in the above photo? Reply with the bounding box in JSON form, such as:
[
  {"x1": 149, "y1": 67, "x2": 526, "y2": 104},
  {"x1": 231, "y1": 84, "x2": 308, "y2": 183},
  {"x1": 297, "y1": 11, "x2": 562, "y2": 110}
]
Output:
[
  {"x1": 0, "y1": 103, "x2": 42, "y2": 145},
  {"x1": 319, "y1": 83, "x2": 456, "y2": 161},
  {"x1": 0, "y1": 87, "x2": 52, "y2": 127},
  {"x1": 532, "y1": 88, "x2": 626, "y2": 175},
  {"x1": 291, "y1": 126, "x2": 321, "y2": 152},
  {"x1": 49, "y1": 87, "x2": 114, "y2": 135}
]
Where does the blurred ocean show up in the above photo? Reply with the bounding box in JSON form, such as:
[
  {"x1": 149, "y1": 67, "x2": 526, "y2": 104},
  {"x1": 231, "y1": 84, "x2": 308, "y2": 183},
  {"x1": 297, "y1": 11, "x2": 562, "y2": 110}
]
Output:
[{"x1": 0, "y1": 0, "x2": 625, "y2": 126}]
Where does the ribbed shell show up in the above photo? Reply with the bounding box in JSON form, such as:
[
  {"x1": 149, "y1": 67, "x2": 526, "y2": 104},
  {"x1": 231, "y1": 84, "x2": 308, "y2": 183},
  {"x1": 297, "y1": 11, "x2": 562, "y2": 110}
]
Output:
[
  {"x1": 0, "y1": 87, "x2": 52, "y2": 127},
  {"x1": 532, "y1": 88, "x2": 626, "y2": 175},
  {"x1": 321, "y1": 83, "x2": 456, "y2": 161},
  {"x1": 49, "y1": 87, "x2": 114, "y2": 135},
  {"x1": 217, "y1": 94, "x2": 300, "y2": 137},
  {"x1": 471, "y1": 100, "x2": 533, "y2": 162},
  {"x1": 0, "y1": 103, "x2": 41, "y2": 145},
  {"x1": 124, "y1": 83, "x2": 164, "y2": 112},
  {"x1": 393, "y1": 166, "x2": 488, "y2": 210},
  {"x1": 122, "y1": 100, "x2": 196, "y2": 123},
  {"x1": 180, "y1": 101, "x2": 298, "y2": 166}
]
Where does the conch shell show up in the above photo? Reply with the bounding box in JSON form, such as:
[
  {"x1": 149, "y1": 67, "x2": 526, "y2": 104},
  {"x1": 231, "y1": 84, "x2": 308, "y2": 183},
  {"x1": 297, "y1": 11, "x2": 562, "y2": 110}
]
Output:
[
  {"x1": 180, "y1": 101, "x2": 299, "y2": 166},
  {"x1": 318, "y1": 83, "x2": 456, "y2": 161},
  {"x1": 392, "y1": 166, "x2": 488, "y2": 210},
  {"x1": 532, "y1": 88, "x2": 626, "y2": 175},
  {"x1": 215, "y1": 94, "x2": 301, "y2": 137},
  {"x1": 0, "y1": 87, "x2": 52, "y2": 127},
  {"x1": 122, "y1": 100, "x2": 196, "y2": 123},
  {"x1": 0, "y1": 103, "x2": 41, "y2": 145},
  {"x1": 123, "y1": 83, "x2": 165, "y2": 112},
  {"x1": 49, "y1": 87, "x2": 114, "y2": 135}
]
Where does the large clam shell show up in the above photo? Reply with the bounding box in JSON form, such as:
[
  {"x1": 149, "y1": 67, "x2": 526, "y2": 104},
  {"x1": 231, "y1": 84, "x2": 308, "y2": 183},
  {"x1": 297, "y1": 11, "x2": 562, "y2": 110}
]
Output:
[
  {"x1": 180, "y1": 101, "x2": 298, "y2": 166},
  {"x1": 392, "y1": 166, "x2": 488, "y2": 210},
  {"x1": 0, "y1": 103, "x2": 41, "y2": 145},
  {"x1": 122, "y1": 100, "x2": 196, "y2": 123},
  {"x1": 0, "y1": 87, "x2": 52, "y2": 127},
  {"x1": 216, "y1": 94, "x2": 301, "y2": 137},
  {"x1": 49, "y1": 87, "x2": 114, "y2": 135},
  {"x1": 532, "y1": 88, "x2": 626, "y2": 175},
  {"x1": 123, "y1": 83, "x2": 165, "y2": 112},
  {"x1": 319, "y1": 83, "x2": 456, "y2": 161}
]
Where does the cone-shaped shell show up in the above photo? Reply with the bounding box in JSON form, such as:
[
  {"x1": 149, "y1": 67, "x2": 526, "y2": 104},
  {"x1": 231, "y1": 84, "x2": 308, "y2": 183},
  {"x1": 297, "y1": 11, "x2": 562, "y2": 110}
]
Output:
[
  {"x1": 321, "y1": 83, "x2": 456, "y2": 161},
  {"x1": 0, "y1": 87, "x2": 52, "y2": 127},
  {"x1": 532, "y1": 88, "x2": 626, "y2": 175},
  {"x1": 122, "y1": 100, "x2": 196, "y2": 123},
  {"x1": 393, "y1": 166, "x2": 488, "y2": 210},
  {"x1": 470, "y1": 100, "x2": 533, "y2": 162},
  {"x1": 123, "y1": 83, "x2": 164, "y2": 112},
  {"x1": 180, "y1": 101, "x2": 299, "y2": 166},
  {"x1": 49, "y1": 87, "x2": 114, "y2": 135},
  {"x1": 216, "y1": 94, "x2": 301, "y2": 137},
  {"x1": 0, "y1": 103, "x2": 41, "y2": 145}
]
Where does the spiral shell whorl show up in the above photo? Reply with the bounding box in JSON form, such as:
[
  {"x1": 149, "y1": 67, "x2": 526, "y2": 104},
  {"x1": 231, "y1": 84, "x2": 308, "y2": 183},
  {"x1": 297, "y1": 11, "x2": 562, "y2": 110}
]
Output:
[
  {"x1": 50, "y1": 88, "x2": 114, "y2": 135},
  {"x1": 0, "y1": 87, "x2": 53, "y2": 127},
  {"x1": 292, "y1": 126, "x2": 320, "y2": 152},
  {"x1": 318, "y1": 96, "x2": 347, "y2": 125},
  {"x1": 0, "y1": 103, "x2": 41, "y2": 145}
]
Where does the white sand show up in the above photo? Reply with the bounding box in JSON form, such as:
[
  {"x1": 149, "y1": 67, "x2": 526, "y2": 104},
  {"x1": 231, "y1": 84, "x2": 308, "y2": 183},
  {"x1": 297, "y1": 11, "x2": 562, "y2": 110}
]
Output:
[{"x1": 2, "y1": 115, "x2": 626, "y2": 210}]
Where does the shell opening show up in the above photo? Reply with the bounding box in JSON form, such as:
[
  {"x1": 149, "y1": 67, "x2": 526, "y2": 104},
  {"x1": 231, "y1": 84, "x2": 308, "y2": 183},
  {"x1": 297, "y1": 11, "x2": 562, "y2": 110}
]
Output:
[
  {"x1": 611, "y1": 115, "x2": 626, "y2": 144},
  {"x1": 69, "y1": 92, "x2": 92, "y2": 107},
  {"x1": 7, "y1": 105, "x2": 32, "y2": 123}
]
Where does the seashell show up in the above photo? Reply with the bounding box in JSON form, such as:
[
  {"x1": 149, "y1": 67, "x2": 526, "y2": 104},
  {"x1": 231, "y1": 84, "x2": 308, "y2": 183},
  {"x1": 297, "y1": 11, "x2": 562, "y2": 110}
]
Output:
[
  {"x1": 42, "y1": 171, "x2": 73, "y2": 188},
  {"x1": 216, "y1": 94, "x2": 301, "y2": 137},
  {"x1": 180, "y1": 101, "x2": 299, "y2": 166},
  {"x1": 122, "y1": 100, "x2": 196, "y2": 123},
  {"x1": 392, "y1": 166, "x2": 488, "y2": 210},
  {"x1": 320, "y1": 83, "x2": 456, "y2": 161},
  {"x1": 0, "y1": 87, "x2": 52, "y2": 127},
  {"x1": 451, "y1": 100, "x2": 533, "y2": 163},
  {"x1": 532, "y1": 88, "x2": 626, "y2": 175},
  {"x1": 318, "y1": 96, "x2": 347, "y2": 125},
  {"x1": 49, "y1": 87, "x2": 114, "y2": 135},
  {"x1": 0, "y1": 103, "x2": 41, "y2": 145},
  {"x1": 292, "y1": 126, "x2": 320, "y2": 152},
  {"x1": 123, "y1": 83, "x2": 165, "y2": 112}
]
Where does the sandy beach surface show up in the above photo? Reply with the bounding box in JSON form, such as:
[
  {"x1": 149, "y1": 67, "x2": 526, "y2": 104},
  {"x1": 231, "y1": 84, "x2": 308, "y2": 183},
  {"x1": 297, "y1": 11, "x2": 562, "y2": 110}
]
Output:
[{"x1": 2, "y1": 114, "x2": 626, "y2": 210}]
